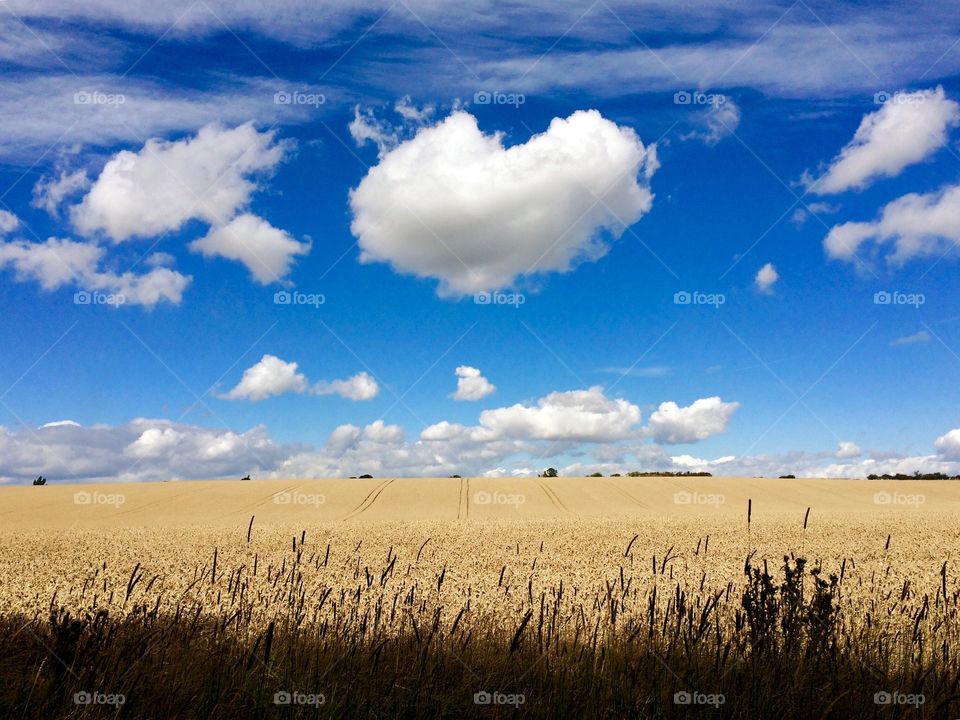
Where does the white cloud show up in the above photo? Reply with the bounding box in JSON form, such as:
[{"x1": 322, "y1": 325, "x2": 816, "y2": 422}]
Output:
[
  {"x1": 32, "y1": 169, "x2": 90, "y2": 216},
  {"x1": 39, "y1": 420, "x2": 81, "y2": 428},
  {"x1": 477, "y1": 386, "x2": 642, "y2": 442},
  {"x1": 313, "y1": 371, "x2": 380, "y2": 401},
  {"x1": 646, "y1": 396, "x2": 739, "y2": 444},
  {"x1": 0, "y1": 236, "x2": 190, "y2": 307},
  {"x1": 349, "y1": 109, "x2": 658, "y2": 296},
  {"x1": 125, "y1": 427, "x2": 183, "y2": 458},
  {"x1": 934, "y1": 429, "x2": 960, "y2": 460},
  {"x1": 452, "y1": 365, "x2": 495, "y2": 401},
  {"x1": 72, "y1": 122, "x2": 290, "y2": 241},
  {"x1": 0, "y1": 418, "x2": 284, "y2": 483},
  {"x1": 683, "y1": 97, "x2": 741, "y2": 145},
  {"x1": 824, "y1": 182, "x2": 960, "y2": 264},
  {"x1": 836, "y1": 441, "x2": 862, "y2": 458},
  {"x1": 0, "y1": 210, "x2": 20, "y2": 234},
  {"x1": 222, "y1": 354, "x2": 308, "y2": 402},
  {"x1": 223, "y1": 356, "x2": 379, "y2": 402},
  {"x1": 190, "y1": 213, "x2": 310, "y2": 284},
  {"x1": 891, "y1": 330, "x2": 931, "y2": 346},
  {"x1": 754, "y1": 262, "x2": 778, "y2": 294},
  {"x1": 806, "y1": 87, "x2": 960, "y2": 194},
  {"x1": 670, "y1": 453, "x2": 735, "y2": 468}
]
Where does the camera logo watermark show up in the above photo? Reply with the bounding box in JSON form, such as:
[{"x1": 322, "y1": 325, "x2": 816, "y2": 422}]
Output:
[
  {"x1": 674, "y1": 290, "x2": 725, "y2": 308},
  {"x1": 873, "y1": 691, "x2": 924, "y2": 707},
  {"x1": 873, "y1": 491, "x2": 925, "y2": 508},
  {"x1": 274, "y1": 290, "x2": 325, "y2": 308},
  {"x1": 873, "y1": 290, "x2": 924, "y2": 308},
  {"x1": 674, "y1": 691, "x2": 725, "y2": 707},
  {"x1": 873, "y1": 91, "x2": 925, "y2": 106},
  {"x1": 473, "y1": 90, "x2": 525, "y2": 107},
  {"x1": 673, "y1": 90, "x2": 726, "y2": 106},
  {"x1": 474, "y1": 690, "x2": 525, "y2": 707},
  {"x1": 274, "y1": 90, "x2": 325, "y2": 108},
  {"x1": 273, "y1": 491, "x2": 326, "y2": 508},
  {"x1": 74, "y1": 91, "x2": 125, "y2": 107},
  {"x1": 74, "y1": 290, "x2": 126, "y2": 307},
  {"x1": 474, "y1": 291, "x2": 525, "y2": 308},
  {"x1": 74, "y1": 691, "x2": 125, "y2": 706},
  {"x1": 273, "y1": 691, "x2": 326, "y2": 706},
  {"x1": 474, "y1": 491, "x2": 525, "y2": 508},
  {"x1": 74, "y1": 491, "x2": 125, "y2": 508},
  {"x1": 673, "y1": 491, "x2": 725, "y2": 508}
]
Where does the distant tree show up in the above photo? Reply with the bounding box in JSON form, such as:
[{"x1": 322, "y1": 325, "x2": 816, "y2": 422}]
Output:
[
  {"x1": 867, "y1": 474, "x2": 879, "y2": 480},
  {"x1": 240, "y1": 475, "x2": 251, "y2": 481},
  {"x1": 610, "y1": 473, "x2": 621, "y2": 477},
  {"x1": 359, "y1": 474, "x2": 374, "y2": 479},
  {"x1": 449, "y1": 474, "x2": 462, "y2": 478},
  {"x1": 32, "y1": 476, "x2": 47, "y2": 486},
  {"x1": 779, "y1": 474, "x2": 796, "y2": 479},
  {"x1": 542, "y1": 467, "x2": 558, "y2": 478},
  {"x1": 588, "y1": 472, "x2": 603, "y2": 477}
]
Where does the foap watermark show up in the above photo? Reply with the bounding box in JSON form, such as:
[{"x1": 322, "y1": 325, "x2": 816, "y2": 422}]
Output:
[
  {"x1": 474, "y1": 491, "x2": 525, "y2": 508},
  {"x1": 873, "y1": 290, "x2": 924, "y2": 308},
  {"x1": 674, "y1": 290, "x2": 725, "y2": 308},
  {"x1": 74, "y1": 691, "x2": 125, "y2": 706},
  {"x1": 474, "y1": 291, "x2": 525, "y2": 308},
  {"x1": 273, "y1": 691, "x2": 326, "y2": 707},
  {"x1": 673, "y1": 491, "x2": 725, "y2": 508},
  {"x1": 74, "y1": 90, "x2": 125, "y2": 107},
  {"x1": 674, "y1": 690, "x2": 725, "y2": 707},
  {"x1": 873, "y1": 91, "x2": 925, "y2": 106},
  {"x1": 274, "y1": 290, "x2": 325, "y2": 308},
  {"x1": 873, "y1": 491, "x2": 925, "y2": 508},
  {"x1": 673, "y1": 90, "x2": 726, "y2": 106},
  {"x1": 473, "y1": 90, "x2": 525, "y2": 107},
  {"x1": 874, "y1": 691, "x2": 925, "y2": 707},
  {"x1": 74, "y1": 491, "x2": 125, "y2": 508},
  {"x1": 273, "y1": 491, "x2": 326, "y2": 508},
  {"x1": 74, "y1": 290, "x2": 125, "y2": 307},
  {"x1": 274, "y1": 90, "x2": 325, "y2": 108},
  {"x1": 474, "y1": 690, "x2": 525, "y2": 707}
]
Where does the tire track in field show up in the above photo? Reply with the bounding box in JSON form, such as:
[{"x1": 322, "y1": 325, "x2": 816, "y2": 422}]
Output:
[
  {"x1": 604, "y1": 480, "x2": 649, "y2": 509},
  {"x1": 214, "y1": 483, "x2": 301, "y2": 520},
  {"x1": 340, "y1": 479, "x2": 394, "y2": 521},
  {"x1": 538, "y1": 480, "x2": 572, "y2": 515},
  {"x1": 457, "y1": 477, "x2": 465, "y2": 520}
]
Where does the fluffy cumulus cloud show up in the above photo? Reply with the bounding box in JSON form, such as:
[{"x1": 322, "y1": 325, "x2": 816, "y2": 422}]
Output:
[
  {"x1": 223, "y1": 355, "x2": 378, "y2": 402},
  {"x1": 476, "y1": 387, "x2": 641, "y2": 442},
  {"x1": 72, "y1": 122, "x2": 290, "y2": 241},
  {"x1": 0, "y1": 209, "x2": 20, "y2": 234},
  {"x1": 835, "y1": 441, "x2": 862, "y2": 458},
  {"x1": 222, "y1": 354, "x2": 308, "y2": 402},
  {"x1": 646, "y1": 396, "x2": 740, "y2": 444},
  {"x1": 0, "y1": 419, "x2": 284, "y2": 483},
  {"x1": 452, "y1": 365, "x2": 495, "y2": 401},
  {"x1": 313, "y1": 371, "x2": 380, "y2": 401},
  {"x1": 754, "y1": 262, "x2": 778, "y2": 293},
  {"x1": 824, "y1": 182, "x2": 960, "y2": 264},
  {"x1": 0, "y1": 236, "x2": 190, "y2": 307},
  {"x1": 190, "y1": 213, "x2": 310, "y2": 284},
  {"x1": 349, "y1": 109, "x2": 658, "y2": 296},
  {"x1": 934, "y1": 429, "x2": 960, "y2": 460},
  {"x1": 806, "y1": 87, "x2": 959, "y2": 194},
  {"x1": 32, "y1": 169, "x2": 90, "y2": 216}
]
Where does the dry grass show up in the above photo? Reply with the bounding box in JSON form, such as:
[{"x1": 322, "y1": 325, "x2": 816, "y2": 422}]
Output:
[{"x1": 0, "y1": 477, "x2": 958, "y2": 718}]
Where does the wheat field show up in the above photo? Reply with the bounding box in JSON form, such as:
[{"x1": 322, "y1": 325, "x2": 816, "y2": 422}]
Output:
[{"x1": 1, "y1": 476, "x2": 958, "y2": 718}]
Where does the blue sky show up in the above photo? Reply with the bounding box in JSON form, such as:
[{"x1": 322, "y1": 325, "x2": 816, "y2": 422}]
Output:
[{"x1": 2, "y1": 0, "x2": 960, "y2": 482}]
